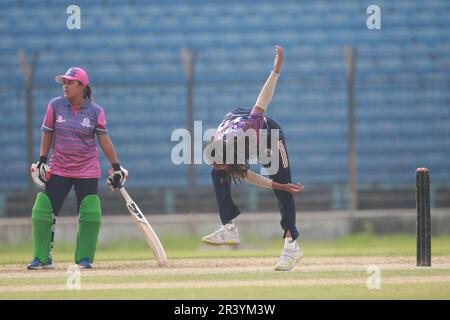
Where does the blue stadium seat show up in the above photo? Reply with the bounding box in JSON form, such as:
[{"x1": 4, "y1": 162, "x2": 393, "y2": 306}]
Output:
[{"x1": 0, "y1": 0, "x2": 449, "y2": 191}]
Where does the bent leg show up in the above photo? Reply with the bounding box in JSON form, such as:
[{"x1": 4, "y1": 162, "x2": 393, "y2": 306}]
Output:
[
  {"x1": 211, "y1": 168, "x2": 241, "y2": 225},
  {"x1": 267, "y1": 136, "x2": 299, "y2": 240}
]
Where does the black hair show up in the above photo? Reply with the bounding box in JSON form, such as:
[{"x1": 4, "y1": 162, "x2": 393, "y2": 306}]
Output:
[
  {"x1": 84, "y1": 85, "x2": 93, "y2": 101},
  {"x1": 76, "y1": 80, "x2": 93, "y2": 100},
  {"x1": 209, "y1": 136, "x2": 252, "y2": 185},
  {"x1": 225, "y1": 163, "x2": 250, "y2": 184}
]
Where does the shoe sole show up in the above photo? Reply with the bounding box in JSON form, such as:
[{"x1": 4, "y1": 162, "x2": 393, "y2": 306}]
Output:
[
  {"x1": 202, "y1": 239, "x2": 240, "y2": 246},
  {"x1": 27, "y1": 264, "x2": 55, "y2": 270}
]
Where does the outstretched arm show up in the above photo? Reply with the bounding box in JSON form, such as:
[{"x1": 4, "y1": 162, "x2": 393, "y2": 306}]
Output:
[{"x1": 251, "y1": 45, "x2": 283, "y2": 114}]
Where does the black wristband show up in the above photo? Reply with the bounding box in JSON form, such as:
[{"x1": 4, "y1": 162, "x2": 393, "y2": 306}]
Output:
[
  {"x1": 39, "y1": 156, "x2": 47, "y2": 163},
  {"x1": 112, "y1": 163, "x2": 121, "y2": 170}
]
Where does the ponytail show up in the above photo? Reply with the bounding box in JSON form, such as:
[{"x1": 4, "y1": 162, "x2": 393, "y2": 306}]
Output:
[
  {"x1": 84, "y1": 85, "x2": 93, "y2": 101},
  {"x1": 225, "y1": 163, "x2": 250, "y2": 185}
]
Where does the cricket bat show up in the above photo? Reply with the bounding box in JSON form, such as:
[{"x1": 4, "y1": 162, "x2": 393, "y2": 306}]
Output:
[{"x1": 119, "y1": 187, "x2": 169, "y2": 267}]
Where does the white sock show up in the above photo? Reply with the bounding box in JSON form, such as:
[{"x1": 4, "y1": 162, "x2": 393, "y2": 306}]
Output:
[
  {"x1": 284, "y1": 237, "x2": 297, "y2": 250},
  {"x1": 224, "y1": 221, "x2": 235, "y2": 231}
]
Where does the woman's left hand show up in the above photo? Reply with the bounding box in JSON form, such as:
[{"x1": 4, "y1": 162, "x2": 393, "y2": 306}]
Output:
[{"x1": 107, "y1": 164, "x2": 128, "y2": 190}]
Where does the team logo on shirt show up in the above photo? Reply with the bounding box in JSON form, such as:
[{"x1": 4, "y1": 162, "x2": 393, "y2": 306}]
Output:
[
  {"x1": 216, "y1": 117, "x2": 242, "y2": 139},
  {"x1": 56, "y1": 114, "x2": 66, "y2": 123},
  {"x1": 81, "y1": 118, "x2": 91, "y2": 128}
]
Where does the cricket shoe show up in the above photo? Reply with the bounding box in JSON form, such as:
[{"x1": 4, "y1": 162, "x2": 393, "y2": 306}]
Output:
[
  {"x1": 202, "y1": 225, "x2": 240, "y2": 246},
  {"x1": 274, "y1": 243, "x2": 303, "y2": 271},
  {"x1": 26, "y1": 258, "x2": 55, "y2": 270},
  {"x1": 78, "y1": 258, "x2": 93, "y2": 269}
]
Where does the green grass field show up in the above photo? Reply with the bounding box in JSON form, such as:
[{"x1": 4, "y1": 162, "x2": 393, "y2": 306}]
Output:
[{"x1": 1, "y1": 232, "x2": 450, "y2": 300}]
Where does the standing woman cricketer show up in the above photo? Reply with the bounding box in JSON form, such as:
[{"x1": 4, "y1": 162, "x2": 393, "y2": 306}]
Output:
[
  {"x1": 27, "y1": 67, "x2": 127, "y2": 269},
  {"x1": 203, "y1": 46, "x2": 304, "y2": 271}
]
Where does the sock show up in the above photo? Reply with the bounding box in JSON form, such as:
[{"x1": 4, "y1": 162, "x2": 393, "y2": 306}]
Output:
[
  {"x1": 284, "y1": 237, "x2": 297, "y2": 250},
  {"x1": 224, "y1": 220, "x2": 235, "y2": 231}
]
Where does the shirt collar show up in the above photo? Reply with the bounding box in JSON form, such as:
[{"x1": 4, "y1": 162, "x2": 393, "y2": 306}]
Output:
[{"x1": 64, "y1": 97, "x2": 89, "y2": 109}]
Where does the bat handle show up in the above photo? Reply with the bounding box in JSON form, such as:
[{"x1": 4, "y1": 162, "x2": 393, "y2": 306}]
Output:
[{"x1": 119, "y1": 187, "x2": 133, "y2": 204}]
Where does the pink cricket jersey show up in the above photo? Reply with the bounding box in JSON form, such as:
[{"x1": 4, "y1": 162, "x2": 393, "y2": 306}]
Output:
[
  {"x1": 214, "y1": 107, "x2": 265, "y2": 142},
  {"x1": 41, "y1": 96, "x2": 108, "y2": 179}
]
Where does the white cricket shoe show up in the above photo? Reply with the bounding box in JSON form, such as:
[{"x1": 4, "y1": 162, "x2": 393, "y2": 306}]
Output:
[
  {"x1": 202, "y1": 225, "x2": 240, "y2": 246},
  {"x1": 274, "y1": 242, "x2": 303, "y2": 271}
]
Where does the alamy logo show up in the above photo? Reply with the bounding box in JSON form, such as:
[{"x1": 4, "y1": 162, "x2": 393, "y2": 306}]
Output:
[
  {"x1": 366, "y1": 265, "x2": 381, "y2": 290},
  {"x1": 366, "y1": 5, "x2": 381, "y2": 30},
  {"x1": 66, "y1": 5, "x2": 81, "y2": 30},
  {"x1": 56, "y1": 115, "x2": 66, "y2": 123},
  {"x1": 66, "y1": 264, "x2": 81, "y2": 290},
  {"x1": 171, "y1": 121, "x2": 281, "y2": 175},
  {"x1": 81, "y1": 118, "x2": 91, "y2": 127}
]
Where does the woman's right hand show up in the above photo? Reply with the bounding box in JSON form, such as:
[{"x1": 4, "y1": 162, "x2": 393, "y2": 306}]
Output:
[
  {"x1": 273, "y1": 45, "x2": 283, "y2": 74},
  {"x1": 30, "y1": 156, "x2": 51, "y2": 189},
  {"x1": 283, "y1": 182, "x2": 304, "y2": 194}
]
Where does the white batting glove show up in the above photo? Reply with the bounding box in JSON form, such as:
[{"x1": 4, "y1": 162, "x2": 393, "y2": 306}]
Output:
[
  {"x1": 30, "y1": 156, "x2": 51, "y2": 189},
  {"x1": 107, "y1": 164, "x2": 128, "y2": 191}
]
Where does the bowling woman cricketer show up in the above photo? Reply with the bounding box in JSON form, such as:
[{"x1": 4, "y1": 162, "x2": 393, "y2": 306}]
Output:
[{"x1": 202, "y1": 46, "x2": 305, "y2": 271}]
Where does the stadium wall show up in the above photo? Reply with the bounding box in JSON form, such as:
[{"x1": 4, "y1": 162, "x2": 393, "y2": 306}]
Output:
[{"x1": 1, "y1": 209, "x2": 450, "y2": 244}]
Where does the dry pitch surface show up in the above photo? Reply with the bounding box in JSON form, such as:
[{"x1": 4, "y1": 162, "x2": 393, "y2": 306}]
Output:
[{"x1": 1, "y1": 256, "x2": 450, "y2": 298}]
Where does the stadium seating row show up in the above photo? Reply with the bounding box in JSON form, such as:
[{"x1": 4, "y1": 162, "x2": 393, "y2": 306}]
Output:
[{"x1": 0, "y1": 0, "x2": 449, "y2": 191}]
